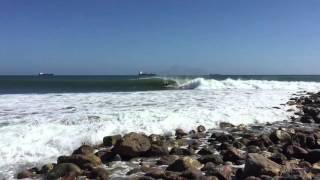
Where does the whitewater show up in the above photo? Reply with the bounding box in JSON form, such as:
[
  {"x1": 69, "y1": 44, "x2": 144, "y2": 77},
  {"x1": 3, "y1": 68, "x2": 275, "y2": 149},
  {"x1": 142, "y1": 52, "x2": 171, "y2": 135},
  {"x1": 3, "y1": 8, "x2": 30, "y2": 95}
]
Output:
[{"x1": 1, "y1": 78, "x2": 320, "y2": 179}]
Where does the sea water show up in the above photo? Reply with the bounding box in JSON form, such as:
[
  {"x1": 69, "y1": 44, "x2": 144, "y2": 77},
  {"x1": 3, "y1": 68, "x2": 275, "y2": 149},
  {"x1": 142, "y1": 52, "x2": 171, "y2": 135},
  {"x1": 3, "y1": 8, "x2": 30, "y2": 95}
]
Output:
[{"x1": 1, "y1": 76, "x2": 320, "y2": 179}]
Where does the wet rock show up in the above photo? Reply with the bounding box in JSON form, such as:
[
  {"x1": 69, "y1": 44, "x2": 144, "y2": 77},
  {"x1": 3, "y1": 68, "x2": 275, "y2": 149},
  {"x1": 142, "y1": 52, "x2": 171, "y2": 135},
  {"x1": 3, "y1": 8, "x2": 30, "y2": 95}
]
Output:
[
  {"x1": 191, "y1": 132, "x2": 207, "y2": 139},
  {"x1": 40, "y1": 163, "x2": 55, "y2": 174},
  {"x1": 145, "y1": 143, "x2": 169, "y2": 157},
  {"x1": 312, "y1": 161, "x2": 320, "y2": 174},
  {"x1": 198, "y1": 154, "x2": 224, "y2": 165},
  {"x1": 198, "y1": 147, "x2": 216, "y2": 155},
  {"x1": 244, "y1": 177, "x2": 261, "y2": 180},
  {"x1": 175, "y1": 129, "x2": 188, "y2": 139},
  {"x1": 57, "y1": 154, "x2": 102, "y2": 169},
  {"x1": 136, "y1": 176, "x2": 156, "y2": 180},
  {"x1": 72, "y1": 145, "x2": 95, "y2": 155},
  {"x1": 219, "y1": 122, "x2": 235, "y2": 129},
  {"x1": 298, "y1": 161, "x2": 312, "y2": 172},
  {"x1": 300, "y1": 115, "x2": 315, "y2": 123},
  {"x1": 306, "y1": 135, "x2": 316, "y2": 148},
  {"x1": 218, "y1": 142, "x2": 233, "y2": 151},
  {"x1": 247, "y1": 145, "x2": 261, "y2": 153},
  {"x1": 269, "y1": 153, "x2": 287, "y2": 165},
  {"x1": 201, "y1": 162, "x2": 216, "y2": 171},
  {"x1": 156, "y1": 155, "x2": 180, "y2": 165},
  {"x1": 169, "y1": 147, "x2": 194, "y2": 156},
  {"x1": 167, "y1": 157, "x2": 202, "y2": 172},
  {"x1": 149, "y1": 134, "x2": 165, "y2": 143},
  {"x1": 103, "y1": 134, "x2": 122, "y2": 147},
  {"x1": 96, "y1": 150, "x2": 121, "y2": 163},
  {"x1": 268, "y1": 146, "x2": 282, "y2": 154},
  {"x1": 96, "y1": 150, "x2": 113, "y2": 162},
  {"x1": 17, "y1": 170, "x2": 34, "y2": 179},
  {"x1": 197, "y1": 125, "x2": 206, "y2": 133},
  {"x1": 260, "y1": 175, "x2": 273, "y2": 180},
  {"x1": 180, "y1": 169, "x2": 203, "y2": 179},
  {"x1": 46, "y1": 163, "x2": 82, "y2": 180},
  {"x1": 112, "y1": 132, "x2": 151, "y2": 159},
  {"x1": 270, "y1": 130, "x2": 291, "y2": 144},
  {"x1": 233, "y1": 141, "x2": 245, "y2": 149},
  {"x1": 145, "y1": 168, "x2": 165, "y2": 179},
  {"x1": 222, "y1": 147, "x2": 244, "y2": 162},
  {"x1": 248, "y1": 135, "x2": 273, "y2": 149},
  {"x1": 87, "y1": 167, "x2": 109, "y2": 180},
  {"x1": 202, "y1": 176, "x2": 219, "y2": 180},
  {"x1": 283, "y1": 144, "x2": 308, "y2": 159},
  {"x1": 292, "y1": 133, "x2": 307, "y2": 147},
  {"x1": 205, "y1": 165, "x2": 233, "y2": 180},
  {"x1": 211, "y1": 133, "x2": 235, "y2": 143},
  {"x1": 305, "y1": 149, "x2": 320, "y2": 164},
  {"x1": 243, "y1": 153, "x2": 282, "y2": 178}
]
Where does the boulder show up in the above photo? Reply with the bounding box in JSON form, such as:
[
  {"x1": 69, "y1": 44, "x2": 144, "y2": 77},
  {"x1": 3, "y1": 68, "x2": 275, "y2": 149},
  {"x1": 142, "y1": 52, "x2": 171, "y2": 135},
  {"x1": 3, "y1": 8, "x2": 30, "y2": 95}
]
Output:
[
  {"x1": 96, "y1": 150, "x2": 121, "y2": 163},
  {"x1": 144, "y1": 143, "x2": 169, "y2": 157},
  {"x1": 145, "y1": 168, "x2": 165, "y2": 179},
  {"x1": 112, "y1": 132, "x2": 151, "y2": 159},
  {"x1": 46, "y1": 163, "x2": 82, "y2": 180},
  {"x1": 181, "y1": 169, "x2": 203, "y2": 179},
  {"x1": 156, "y1": 155, "x2": 180, "y2": 165},
  {"x1": 269, "y1": 153, "x2": 287, "y2": 165},
  {"x1": 57, "y1": 154, "x2": 102, "y2": 169},
  {"x1": 169, "y1": 147, "x2": 194, "y2": 155},
  {"x1": 211, "y1": 133, "x2": 235, "y2": 143},
  {"x1": 222, "y1": 147, "x2": 244, "y2": 162},
  {"x1": 103, "y1": 134, "x2": 122, "y2": 147},
  {"x1": 198, "y1": 154, "x2": 224, "y2": 165},
  {"x1": 205, "y1": 165, "x2": 233, "y2": 180},
  {"x1": 243, "y1": 153, "x2": 282, "y2": 178},
  {"x1": 87, "y1": 167, "x2": 109, "y2": 180},
  {"x1": 305, "y1": 149, "x2": 320, "y2": 164},
  {"x1": 166, "y1": 157, "x2": 202, "y2": 172},
  {"x1": 198, "y1": 147, "x2": 216, "y2": 155},
  {"x1": 175, "y1": 129, "x2": 188, "y2": 139},
  {"x1": 283, "y1": 144, "x2": 308, "y2": 159},
  {"x1": 270, "y1": 130, "x2": 291, "y2": 144},
  {"x1": 72, "y1": 145, "x2": 95, "y2": 155}
]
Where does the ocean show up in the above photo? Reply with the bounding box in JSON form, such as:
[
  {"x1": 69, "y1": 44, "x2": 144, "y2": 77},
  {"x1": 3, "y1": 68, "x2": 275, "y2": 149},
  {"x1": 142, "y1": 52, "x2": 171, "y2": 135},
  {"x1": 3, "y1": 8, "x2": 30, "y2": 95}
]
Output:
[{"x1": 1, "y1": 75, "x2": 320, "y2": 179}]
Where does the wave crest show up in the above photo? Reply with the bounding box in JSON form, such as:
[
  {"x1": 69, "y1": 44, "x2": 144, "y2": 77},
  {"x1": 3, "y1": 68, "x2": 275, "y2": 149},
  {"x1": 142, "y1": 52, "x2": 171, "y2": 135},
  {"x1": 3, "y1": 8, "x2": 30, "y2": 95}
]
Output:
[{"x1": 177, "y1": 78, "x2": 320, "y2": 91}]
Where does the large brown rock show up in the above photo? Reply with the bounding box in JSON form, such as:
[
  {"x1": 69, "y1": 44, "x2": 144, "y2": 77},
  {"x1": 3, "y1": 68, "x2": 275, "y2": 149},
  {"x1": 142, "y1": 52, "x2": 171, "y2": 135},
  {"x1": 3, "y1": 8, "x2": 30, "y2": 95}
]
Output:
[
  {"x1": 72, "y1": 145, "x2": 95, "y2": 155},
  {"x1": 243, "y1": 153, "x2": 282, "y2": 178},
  {"x1": 112, "y1": 132, "x2": 151, "y2": 159},
  {"x1": 46, "y1": 163, "x2": 82, "y2": 180},
  {"x1": 58, "y1": 154, "x2": 102, "y2": 169},
  {"x1": 205, "y1": 165, "x2": 233, "y2": 180},
  {"x1": 270, "y1": 130, "x2": 291, "y2": 144},
  {"x1": 166, "y1": 156, "x2": 202, "y2": 172},
  {"x1": 87, "y1": 167, "x2": 109, "y2": 180}
]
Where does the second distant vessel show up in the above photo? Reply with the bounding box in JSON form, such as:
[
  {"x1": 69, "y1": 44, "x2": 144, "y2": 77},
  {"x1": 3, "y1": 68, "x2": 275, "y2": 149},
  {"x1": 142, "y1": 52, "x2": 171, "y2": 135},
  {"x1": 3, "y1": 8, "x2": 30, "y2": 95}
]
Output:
[{"x1": 138, "y1": 71, "x2": 156, "y2": 77}]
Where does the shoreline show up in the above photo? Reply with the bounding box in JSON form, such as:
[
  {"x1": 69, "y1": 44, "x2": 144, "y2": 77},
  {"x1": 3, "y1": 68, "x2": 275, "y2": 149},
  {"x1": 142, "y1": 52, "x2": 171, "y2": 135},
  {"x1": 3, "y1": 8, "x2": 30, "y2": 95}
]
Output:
[{"x1": 16, "y1": 92, "x2": 320, "y2": 179}]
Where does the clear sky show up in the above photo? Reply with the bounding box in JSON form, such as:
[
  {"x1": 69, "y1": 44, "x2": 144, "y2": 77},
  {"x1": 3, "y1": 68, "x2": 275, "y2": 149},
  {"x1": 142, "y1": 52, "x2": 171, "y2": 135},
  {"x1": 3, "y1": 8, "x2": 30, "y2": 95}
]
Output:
[{"x1": 0, "y1": 0, "x2": 319, "y2": 75}]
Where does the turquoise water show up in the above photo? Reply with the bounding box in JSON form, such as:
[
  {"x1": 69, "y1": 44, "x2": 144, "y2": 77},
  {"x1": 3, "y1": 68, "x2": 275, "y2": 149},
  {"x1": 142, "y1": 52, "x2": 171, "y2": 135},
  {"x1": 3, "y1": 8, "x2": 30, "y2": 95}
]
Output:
[{"x1": 0, "y1": 75, "x2": 320, "y2": 94}]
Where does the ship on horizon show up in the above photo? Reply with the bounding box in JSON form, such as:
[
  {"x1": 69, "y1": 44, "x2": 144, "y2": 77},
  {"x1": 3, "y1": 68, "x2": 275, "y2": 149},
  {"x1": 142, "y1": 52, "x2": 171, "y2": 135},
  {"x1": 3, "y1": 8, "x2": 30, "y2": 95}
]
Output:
[
  {"x1": 138, "y1": 71, "x2": 156, "y2": 77},
  {"x1": 38, "y1": 72, "x2": 54, "y2": 77}
]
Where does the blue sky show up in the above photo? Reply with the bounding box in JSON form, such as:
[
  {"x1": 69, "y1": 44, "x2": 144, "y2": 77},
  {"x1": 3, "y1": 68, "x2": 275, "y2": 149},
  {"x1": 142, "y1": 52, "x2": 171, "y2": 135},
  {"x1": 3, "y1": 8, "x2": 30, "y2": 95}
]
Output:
[{"x1": 0, "y1": 0, "x2": 319, "y2": 75}]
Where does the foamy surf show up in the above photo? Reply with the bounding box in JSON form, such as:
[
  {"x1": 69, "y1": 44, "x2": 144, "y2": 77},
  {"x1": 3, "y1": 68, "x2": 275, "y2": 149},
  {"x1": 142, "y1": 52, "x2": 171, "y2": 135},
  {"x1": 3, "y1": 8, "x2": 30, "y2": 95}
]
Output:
[{"x1": 1, "y1": 79, "x2": 320, "y2": 179}]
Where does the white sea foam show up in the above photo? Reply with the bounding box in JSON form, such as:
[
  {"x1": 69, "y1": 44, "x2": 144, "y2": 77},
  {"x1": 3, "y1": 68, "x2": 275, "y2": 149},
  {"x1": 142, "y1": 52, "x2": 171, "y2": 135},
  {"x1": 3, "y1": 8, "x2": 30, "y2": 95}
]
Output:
[{"x1": 1, "y1": 79, "x2": 320, "y2": 179}]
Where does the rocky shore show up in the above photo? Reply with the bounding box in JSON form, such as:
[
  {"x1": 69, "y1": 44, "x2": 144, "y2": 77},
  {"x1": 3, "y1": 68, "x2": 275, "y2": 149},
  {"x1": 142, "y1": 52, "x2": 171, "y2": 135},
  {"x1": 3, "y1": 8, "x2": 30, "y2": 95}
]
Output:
[{"x1": 17, "y1": 92, "x2": 320, "y2": 180}]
